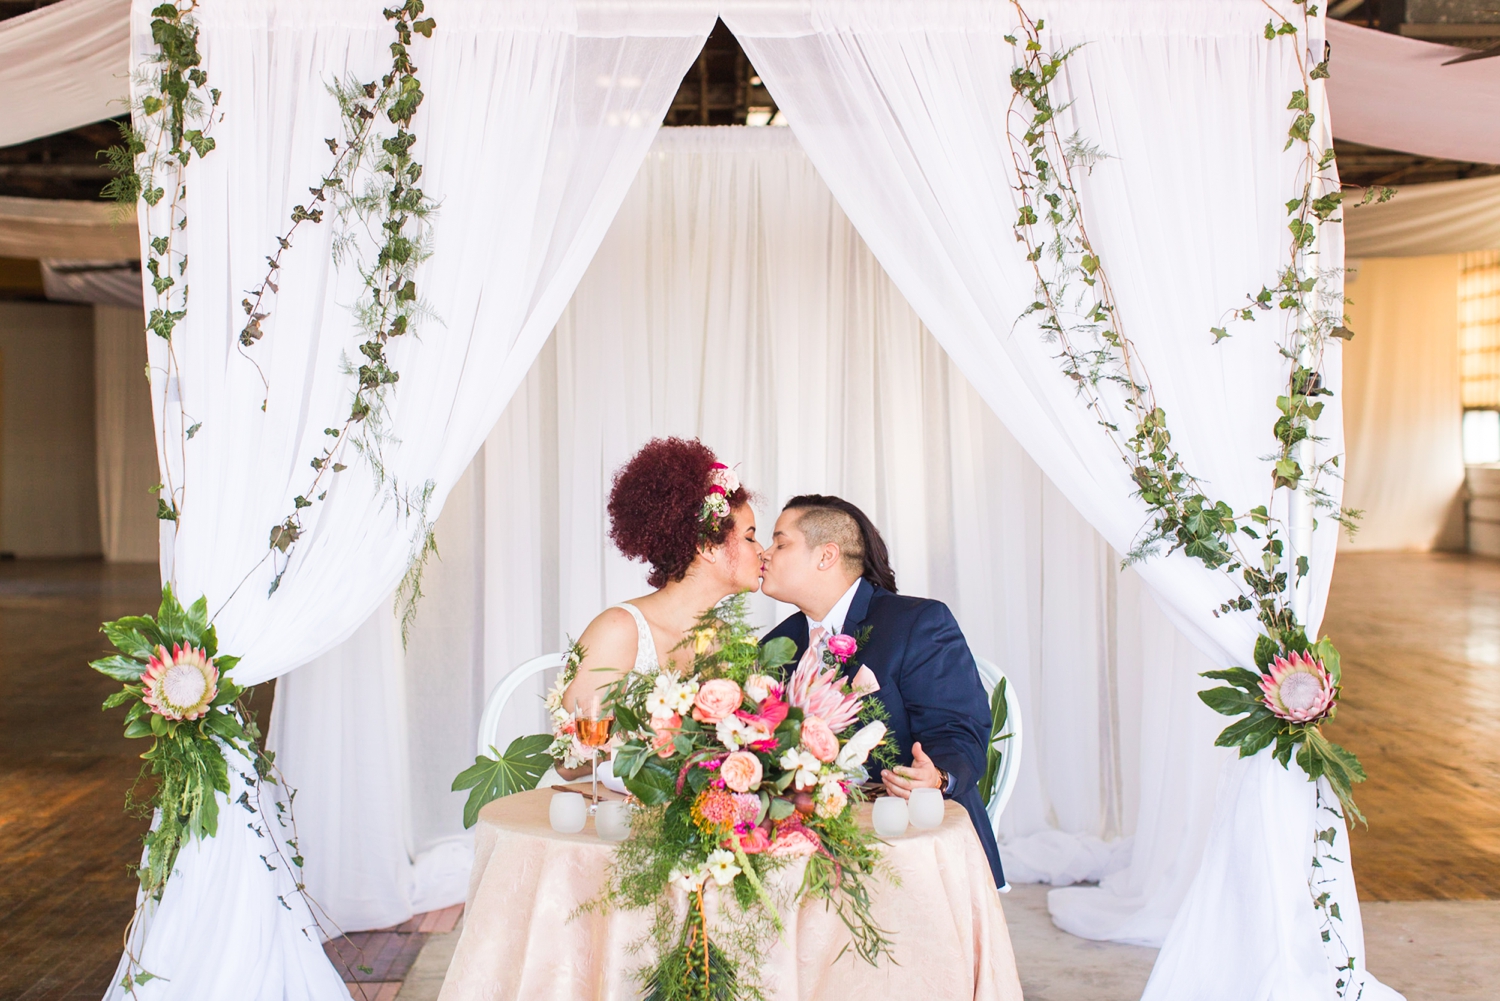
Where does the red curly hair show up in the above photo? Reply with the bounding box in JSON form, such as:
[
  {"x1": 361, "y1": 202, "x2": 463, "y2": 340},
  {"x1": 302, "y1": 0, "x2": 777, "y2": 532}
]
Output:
[{"x1": 608, "y1": 437, "x2": 748, "y2": 588}]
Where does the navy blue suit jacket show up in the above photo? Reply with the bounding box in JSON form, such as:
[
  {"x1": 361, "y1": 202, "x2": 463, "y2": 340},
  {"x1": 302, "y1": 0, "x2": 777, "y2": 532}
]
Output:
[{"x1": 762, "y1": 579, "x2": 1005, "y2": 888}]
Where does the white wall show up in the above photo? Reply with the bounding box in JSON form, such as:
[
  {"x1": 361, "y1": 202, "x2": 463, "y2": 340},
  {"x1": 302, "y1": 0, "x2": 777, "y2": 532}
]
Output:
[
  {"x1": 94, "y1": 305, "x2": 159, "y2": 562},
  {"x1": 0, "y1": 301, "x2": 100, "y2": 557}
]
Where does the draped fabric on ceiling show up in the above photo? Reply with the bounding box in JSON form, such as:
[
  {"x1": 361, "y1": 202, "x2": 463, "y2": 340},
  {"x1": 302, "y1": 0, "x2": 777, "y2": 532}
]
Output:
[
  {"x1": 1345, "y1": 175, "x2": 1500, "y2": 258},
  {"x1": 115, "y1": 0, "x2": 716, "y2": 995},
  {"x1": 271, "y1": 126, "x2": 1230, "y2": 938},
  {"x1": 723, "y1": 3, "x2": 1394, "y2": 999},
  {"x1": 1326, "y1": 19, "x2": 1500, "y2": 166},
  {"x1": 0, "y1": 0, "x2": 129, "y2": 147}
]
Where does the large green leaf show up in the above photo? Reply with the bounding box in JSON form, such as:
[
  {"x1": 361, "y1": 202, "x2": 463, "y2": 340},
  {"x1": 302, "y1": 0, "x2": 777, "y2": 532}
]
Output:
[
  {"x1": 1197, "y1": 685, "x2": 1262, "y2": 718},
  {"x1": 1200, "y1": 667, "x2": 1264, "y2": 693},
  {"x1": 1253, "y1": 634, "x2": 1280, "y2": 672},
  {"x1": 622, "y1": 755, "x2": 678, "y2": 806},
  {"x1": 759, "y1": 636, "x2": 797, "y2": 671},
  {"x1": 91, "y1": 654, "x2": 146, "y2": 682},
  {"x1": 451, "y1": 734, "x2": 553, "y2": 828},
  {"x1": 1213, "y1": 707, "x2": 1280, "y2": 757},
  {"x1": 978, "y1": 677, "x2": 1010, "y2": 805},
  {"x1": 103, "y1": 620, "x2": 157, "y2": 660},
  {"x1": 1313, "y1": 636, "x2": 1341, "y2": 686}
]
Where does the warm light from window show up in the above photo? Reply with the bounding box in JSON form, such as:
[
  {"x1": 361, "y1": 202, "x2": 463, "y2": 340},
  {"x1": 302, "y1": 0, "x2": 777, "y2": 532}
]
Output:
[
  {"x1": 1463, "y1": 409, "x2": 1500, "y2": 465},
  {"x1": 1460, "y1": 251, "x2": 1500, "y2": 408}
]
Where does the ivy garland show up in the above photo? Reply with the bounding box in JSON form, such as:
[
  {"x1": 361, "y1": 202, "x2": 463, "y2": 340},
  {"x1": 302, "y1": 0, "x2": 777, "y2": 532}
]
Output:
[
  {"x1": 264, "y1": 0, "x2": 439, "y2": 620},
  {"x1": 1006, "y1": 2, "x2": 1371, "y2": 991}
]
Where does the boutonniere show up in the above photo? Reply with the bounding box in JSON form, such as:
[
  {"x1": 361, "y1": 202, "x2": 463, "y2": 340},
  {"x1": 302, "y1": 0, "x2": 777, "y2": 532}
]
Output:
[{"x1": 823, "y1": 626, "x2": 897, "y2": 771}]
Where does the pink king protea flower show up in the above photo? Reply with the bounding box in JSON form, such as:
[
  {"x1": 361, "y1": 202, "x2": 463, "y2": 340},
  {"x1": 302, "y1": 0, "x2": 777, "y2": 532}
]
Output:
[
  {"x1": 1258, "y1": 651, "x2": 1335, "y2": 723},
  {"x1": 141, "y1": 643, "x2": 219, "y2": 721},
  {"x1": 785, "y1": 657, "x2": 862, "y2": 733}
]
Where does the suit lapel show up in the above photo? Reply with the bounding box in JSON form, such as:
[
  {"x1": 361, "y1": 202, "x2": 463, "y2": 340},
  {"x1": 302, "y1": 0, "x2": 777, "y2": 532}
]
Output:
[{"x1": 839, "y1": 579, "x2": 876, "y2": 678}]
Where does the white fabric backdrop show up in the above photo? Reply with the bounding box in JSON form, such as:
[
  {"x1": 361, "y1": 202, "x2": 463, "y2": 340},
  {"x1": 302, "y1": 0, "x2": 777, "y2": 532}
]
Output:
[
  {"x1": 276, "y1": 126, "x2": 1229, "y2": 945},
  {"x1": 1341, "y1": 256, "x2": 1466, "y2": 552},
  {"x1": 94, "y1": 305, "x2": 160, "y2": 562},
  {"x1": 121, "y1": 1, "x2": 717, "y2": 995}
]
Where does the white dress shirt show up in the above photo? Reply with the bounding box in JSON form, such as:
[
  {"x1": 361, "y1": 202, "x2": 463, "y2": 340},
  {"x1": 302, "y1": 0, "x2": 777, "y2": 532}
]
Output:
[{"x1": 805, "y1": 578, "x2": 863, "y2": 638}]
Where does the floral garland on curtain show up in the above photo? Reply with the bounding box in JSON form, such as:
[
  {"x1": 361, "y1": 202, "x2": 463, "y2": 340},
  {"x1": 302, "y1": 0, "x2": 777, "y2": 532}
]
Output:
[
  {"x1": 1006, "y1": 1, "x2": 1370, "y2": 993},
  {"x1": 96, "y1": 1, "x2": 440, "y2": 993}
]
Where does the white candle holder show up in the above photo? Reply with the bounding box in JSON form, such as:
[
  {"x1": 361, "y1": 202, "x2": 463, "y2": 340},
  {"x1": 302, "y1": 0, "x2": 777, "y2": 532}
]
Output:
[
  {"x1": 908, "y1": 788, "x2": 944, "y2": 830},
  {"x1": 549, "y1": 791, "x2": 587, "y2": 833}
]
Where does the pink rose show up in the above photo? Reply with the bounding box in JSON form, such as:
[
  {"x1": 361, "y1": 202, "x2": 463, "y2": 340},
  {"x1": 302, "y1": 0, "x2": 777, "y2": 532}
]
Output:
[
  {"x1": 692, "y1": 678, "x2": 744, "y2": 724},
  {"x1": 768, "y1": 827, "x2": 820, "y2": 858},
  {"x1": 720, "y1": 750, "x2": 763, "y2": 792},
  {"x1": 650, "y1": 712, "x2": 681, "y2": 759},
  {"x1": 729, "y1": 825, "x2": 772, "y2": 855},
  {"x1": 827, "y1": 633, "x2": 859, "y2": 662},
  {"x1": 850, "y1": 664, "x2": 880, "y2": 695},
  {"x1": 800, "y1": 716, "x2": 839, "y2": 763}
]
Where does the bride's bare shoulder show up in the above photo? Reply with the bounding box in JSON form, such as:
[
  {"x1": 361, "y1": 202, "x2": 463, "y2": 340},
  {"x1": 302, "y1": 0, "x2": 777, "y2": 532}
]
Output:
[{"x1": 576, "y1": 605, "x2": 639, "y2": 664}]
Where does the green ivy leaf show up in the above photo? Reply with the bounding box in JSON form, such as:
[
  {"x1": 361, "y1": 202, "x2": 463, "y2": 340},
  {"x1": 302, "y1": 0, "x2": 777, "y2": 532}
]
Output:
[{"x1": 451, "y1": 735, "x2": 553, "y2": 828}]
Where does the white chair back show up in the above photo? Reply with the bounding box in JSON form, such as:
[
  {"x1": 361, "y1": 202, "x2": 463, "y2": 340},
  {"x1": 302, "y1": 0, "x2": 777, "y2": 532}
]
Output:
[
  {"x1": 972, "y1": 656, "x2": 1024, "y2": 830},
  {"x1": 476, "y1": 651, "x2": 567, "y2": 757}
]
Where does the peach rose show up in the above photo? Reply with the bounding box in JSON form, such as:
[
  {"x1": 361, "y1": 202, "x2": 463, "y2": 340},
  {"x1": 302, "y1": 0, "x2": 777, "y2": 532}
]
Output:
[
  {"x1": 692, "y1": 678, "x2": 743, "y2": 724},
  {"x1": 650, "y1": 712, "x2": 681, "y2": 759},
  {"x1": 720, "y1": 750, "x2": 763, "y2": 792},
  {"x1": 800, "y1": 715, "x2": 839, "y2": 763},
  {"x1": 768, "y1": 827, "x2": 820, "y2": 858}
]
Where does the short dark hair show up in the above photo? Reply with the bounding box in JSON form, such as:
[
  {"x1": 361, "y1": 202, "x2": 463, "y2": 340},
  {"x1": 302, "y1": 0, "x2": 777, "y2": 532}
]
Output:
[{"x1": 782, "y1": 495, "x2": 897, "y2": 593}]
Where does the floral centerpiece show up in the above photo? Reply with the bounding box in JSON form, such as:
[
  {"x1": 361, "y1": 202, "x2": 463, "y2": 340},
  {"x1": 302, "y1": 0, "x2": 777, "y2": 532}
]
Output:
[{"x1": 597, "y1": 595, "x2": 894, "y2": 1001}]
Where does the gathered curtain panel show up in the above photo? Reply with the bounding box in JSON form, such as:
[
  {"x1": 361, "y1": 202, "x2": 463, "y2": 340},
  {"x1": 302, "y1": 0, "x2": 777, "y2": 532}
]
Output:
[
  {"x1": 721, "y1": 2, "x2": 1396, "y2": 999},
  {"x1": 0, "y1": 0, "x2": 129, "y2": 147},
  {"x1": 120, "y1": 0, "x2": 717, "y2": 996}
]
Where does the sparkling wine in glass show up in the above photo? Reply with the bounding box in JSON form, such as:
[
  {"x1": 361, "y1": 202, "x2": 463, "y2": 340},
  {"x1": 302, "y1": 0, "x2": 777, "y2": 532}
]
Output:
[{"x1": 576, "y1": 700, "x2": 614, "y2": 812}]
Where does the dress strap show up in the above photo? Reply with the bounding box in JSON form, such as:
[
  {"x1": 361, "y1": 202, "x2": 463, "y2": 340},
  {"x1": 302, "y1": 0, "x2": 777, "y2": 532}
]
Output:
[{"x1": 609, "y1": 602, "x2": 659, "y2": 674}]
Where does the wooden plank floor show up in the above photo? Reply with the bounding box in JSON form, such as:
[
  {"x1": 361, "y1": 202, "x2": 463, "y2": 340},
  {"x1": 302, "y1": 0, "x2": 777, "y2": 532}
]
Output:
[{"x1": 1322, "y1": 551, "x2": 1500, "y2": 901}]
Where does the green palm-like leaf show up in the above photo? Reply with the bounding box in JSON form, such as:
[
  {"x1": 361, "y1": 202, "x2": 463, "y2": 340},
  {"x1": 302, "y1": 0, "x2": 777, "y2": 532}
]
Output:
[
  {"x1": 452, "y1": 734, "x2": 553, "y2": 828},
  {"x1": 978, "y1": 677, "x2": 1010, "y2": 805}
]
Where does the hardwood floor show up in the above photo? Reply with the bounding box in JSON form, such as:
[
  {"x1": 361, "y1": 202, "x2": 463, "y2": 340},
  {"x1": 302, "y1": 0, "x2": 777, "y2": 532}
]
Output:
[
  {"x1": 0, "y1": 561, "x2": 162, "y2": 1000},
  {"x1": 0, "y1": 552, "x2": 1493, "y2": 997},
  {"x1": 1322, "y1": 552, "x2": 1500, "y2": 902}
]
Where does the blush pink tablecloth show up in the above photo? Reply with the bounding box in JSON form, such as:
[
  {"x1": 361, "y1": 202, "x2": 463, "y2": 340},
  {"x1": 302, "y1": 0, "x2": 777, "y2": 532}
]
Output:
[{"x1": 438, "y1": 789, "x2": 1023, "y2": 1001}]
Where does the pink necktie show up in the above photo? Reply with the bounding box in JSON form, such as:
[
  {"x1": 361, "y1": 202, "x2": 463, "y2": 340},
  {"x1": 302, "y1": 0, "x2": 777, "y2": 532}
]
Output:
[{"x1": 797, "y1": 625, "x2": 828, "y2": 674}]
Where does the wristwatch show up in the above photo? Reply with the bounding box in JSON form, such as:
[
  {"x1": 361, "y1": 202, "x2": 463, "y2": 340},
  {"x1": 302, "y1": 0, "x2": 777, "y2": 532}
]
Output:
[{"x1": 935, "y1": 767, "x2": 950, "y2": 794}]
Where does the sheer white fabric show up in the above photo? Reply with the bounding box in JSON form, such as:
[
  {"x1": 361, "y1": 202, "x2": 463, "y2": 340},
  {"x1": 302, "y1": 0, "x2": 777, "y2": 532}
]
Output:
[
  {"x1": 121, "y1": 0, "x2": 714, "y2": 993},
  {"x1": 1327, "y1": 18, "x2": 1500, "y2": 166},
  {"x1": 0, "y1": 0, "x2": 129, "y2": 147},
  {"x1": 95, "y1": 305, "x2": 160, "y2": 562},
  {"x1": 1345, "y1": 175, "x2": 1500, "y2": 257},
  {"x1": 721, "y1": 3, "x2": 1392, "y2": 997},
  {"x1": 273, "y1": 126, "x2": 1226, "y2": 941}
]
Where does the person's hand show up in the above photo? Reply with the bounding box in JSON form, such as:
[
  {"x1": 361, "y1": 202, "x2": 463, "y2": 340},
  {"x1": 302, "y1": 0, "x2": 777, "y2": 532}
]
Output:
[{"x1": 881, "y1": 741, "x2": 944, "y2": 799}]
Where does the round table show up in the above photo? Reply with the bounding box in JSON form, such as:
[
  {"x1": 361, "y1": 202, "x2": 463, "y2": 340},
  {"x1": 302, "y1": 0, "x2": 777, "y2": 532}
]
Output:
[{"x1": 437, "y1": 789, "x2": 1023, "y2": 1001}]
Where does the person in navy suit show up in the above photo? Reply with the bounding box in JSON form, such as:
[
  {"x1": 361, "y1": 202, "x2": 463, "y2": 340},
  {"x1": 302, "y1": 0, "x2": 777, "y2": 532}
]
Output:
[{"x1": 759, "y1": 494, "x2": 1005, "y2": 889}]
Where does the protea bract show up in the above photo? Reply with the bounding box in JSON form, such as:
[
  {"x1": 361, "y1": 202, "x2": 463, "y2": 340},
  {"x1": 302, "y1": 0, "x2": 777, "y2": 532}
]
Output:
[
  {"x1": 141, "y1": 643, "x2": 219, "y2": 721},
  {"x1": 1258, "y1": 651, "x2": 1335, "y2": 723},
  {"x1": 784, "y1": 658, "x2": 861, "y2": 733}
]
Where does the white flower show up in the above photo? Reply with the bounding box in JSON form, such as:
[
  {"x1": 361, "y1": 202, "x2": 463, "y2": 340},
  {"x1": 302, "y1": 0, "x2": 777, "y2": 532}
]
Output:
[
  {"x1": 717, "y1": 715, "x2": 749, "y2": 750},
  {"x1": 710, "y1": 465, "x2": 740, "y2": 495},
  {"x1": 670, "y1": 866, "x2": 709, "y2": 893},
  {"x1": 780, "y1": 748, "x2": 823, "y2": 790},
  {"x1": 706, "y1": 849, "x2": 741, "y2": 886},
  {"x1": 744, "y1": 673, "x2": 777, "y2": 703},
  {"x1": 815, "y1": 781, "x2": 848, "y2": 818},
  {"x1": 667, "y1": 679, "x2": 698, "y2": 715},
  {"x1": 836, "y1": 721, "x2": 887, "y2": 771}
]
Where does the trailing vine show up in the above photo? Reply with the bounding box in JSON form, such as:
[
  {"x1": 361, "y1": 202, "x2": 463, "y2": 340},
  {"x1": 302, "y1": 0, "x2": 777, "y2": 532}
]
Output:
[
  {"x1": 263, "y1": 0, "x2": 438, "y2": 606},
  {"x1": 102, "y1": 1, "x2": 220, "y2": 530},
  {"x1": 1006, "y1": 2, "x2": 1370, "y2": 991}
]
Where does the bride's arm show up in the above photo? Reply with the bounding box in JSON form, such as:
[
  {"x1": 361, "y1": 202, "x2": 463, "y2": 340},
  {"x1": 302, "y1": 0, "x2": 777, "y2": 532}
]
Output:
[{"x1": 554, "y1": 607, "x2": 638, "y2": 780}]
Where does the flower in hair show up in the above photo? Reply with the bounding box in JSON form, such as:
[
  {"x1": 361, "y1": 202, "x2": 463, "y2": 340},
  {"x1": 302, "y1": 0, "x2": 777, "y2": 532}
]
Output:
[{"x1": 699, "y1": 461, "x2": 739, "y2": 535}]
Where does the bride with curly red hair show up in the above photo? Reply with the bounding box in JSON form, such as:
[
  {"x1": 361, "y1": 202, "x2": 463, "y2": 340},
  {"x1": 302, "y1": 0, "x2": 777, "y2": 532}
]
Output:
[{"x1": 555, "y1": 438, "x2": 763, "y2": 776}]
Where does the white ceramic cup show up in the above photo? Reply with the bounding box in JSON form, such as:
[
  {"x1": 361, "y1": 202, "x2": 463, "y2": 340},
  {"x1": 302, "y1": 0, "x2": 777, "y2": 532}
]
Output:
[
  {"x1": 595, "y1": 800, "x2": 633, "y2": 842},
  {"x1": 908, "y1": 787, "x2": 944, "y2": 830},
  {"x1": 549, "y1": 791, "x2": 587, "y2": 834},
  {"x1": 871, "y1": 796, "x2": 909, "y2": 837}
]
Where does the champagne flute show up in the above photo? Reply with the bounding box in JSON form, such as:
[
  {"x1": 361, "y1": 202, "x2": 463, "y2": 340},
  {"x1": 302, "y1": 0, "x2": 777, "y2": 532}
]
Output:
[{"x1": 575, "y1": 695, "x2": 614, "y2": 813}]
